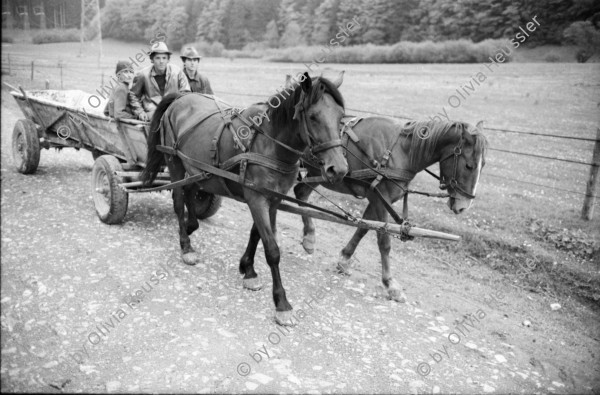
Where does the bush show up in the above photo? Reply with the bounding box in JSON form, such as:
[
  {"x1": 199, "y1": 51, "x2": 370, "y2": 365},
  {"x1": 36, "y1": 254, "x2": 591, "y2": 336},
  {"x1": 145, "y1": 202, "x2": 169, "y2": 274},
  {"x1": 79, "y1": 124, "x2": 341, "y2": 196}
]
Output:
[
  {"x1": 563, "y1": 21, "x2": 600, "y2": 63},
  {"x1": 32, "y1": 29, "x2": 81, "y2": 44},
  {"x1": 2, "y1": 35, "x2": 14, "y2": 43},
  {"x1": 544, "y1": 52, "x2": 561, "y2": 62},
  {"x1": 187, "y1": 41, "x2": 225, "y2": 57},
  {"x1": 265, "y1": 39, "x2": 513, "y2": 64}
]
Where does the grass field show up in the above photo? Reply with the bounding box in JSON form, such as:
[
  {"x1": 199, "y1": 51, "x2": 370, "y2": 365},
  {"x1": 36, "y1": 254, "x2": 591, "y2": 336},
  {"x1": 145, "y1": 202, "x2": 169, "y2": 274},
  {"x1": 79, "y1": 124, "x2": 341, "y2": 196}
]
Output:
[{"x1": 2, "y1": 38, "x2": 599, "y2": 310}]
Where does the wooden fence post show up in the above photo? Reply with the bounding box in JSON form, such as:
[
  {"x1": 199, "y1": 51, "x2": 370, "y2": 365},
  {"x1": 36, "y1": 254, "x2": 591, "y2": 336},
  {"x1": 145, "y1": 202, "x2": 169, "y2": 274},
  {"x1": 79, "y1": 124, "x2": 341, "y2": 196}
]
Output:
[
  {"x1": 59, "y1": 63, "x2": 63, "y2": 89},
  {"x1": 7, "y1": 54, "x2": 10, "y2": 75},
  {"x1": 31, "y1": 61, "x2": 34, "y2": 80},
  {"x1": 581, "y1": 128, "x2": 600, "y2": 220},
  {"x1": 45, "y1": 79, "x2": 49, "y2": 89}
]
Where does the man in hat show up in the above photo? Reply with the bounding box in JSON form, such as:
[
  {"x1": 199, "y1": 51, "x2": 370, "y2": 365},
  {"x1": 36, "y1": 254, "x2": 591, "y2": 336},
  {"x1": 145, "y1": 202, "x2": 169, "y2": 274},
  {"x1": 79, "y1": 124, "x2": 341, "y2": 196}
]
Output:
[
  {"x1": 103, "y1": 60, "x2": 135, "y2": 120},
  {"x1": 180, "y1": 47, "x2": 213, "y2": 94},
  {"x1": 129, "y1": 42, "x2": 190, "y2": 121}
]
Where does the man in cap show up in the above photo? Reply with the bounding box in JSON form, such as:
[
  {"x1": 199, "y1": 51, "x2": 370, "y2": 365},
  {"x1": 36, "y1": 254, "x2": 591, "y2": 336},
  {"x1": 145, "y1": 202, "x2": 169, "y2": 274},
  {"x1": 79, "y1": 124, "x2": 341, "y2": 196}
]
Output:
[
  {"x1": 129, "y1": 42, "x2": 190, "y2": 121},
  {"x1": 180, "y1": 47, "x2": 213, "y2": 94},
  {"x1": 103, "y1": 60, "x2": 135, "y2": 120}
]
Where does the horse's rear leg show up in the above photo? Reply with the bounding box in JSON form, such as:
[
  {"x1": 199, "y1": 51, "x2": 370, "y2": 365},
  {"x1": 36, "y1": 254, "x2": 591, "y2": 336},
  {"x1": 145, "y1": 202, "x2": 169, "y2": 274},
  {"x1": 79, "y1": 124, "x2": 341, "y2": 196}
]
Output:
[
  {"x1": 239, "y1": 223, "x2": 263, "y2": 291},
  {"x1": 293, "y1": 183, "x2": 316, "y2": 254},
  {"x1": 337, "y1": 203, "x2": 375, "y2": 275},
  {"x1": 184, "y1": 183, "x2": 200, "y2": 236},
  {"x1": 169, "y1": 159, "x2": 199, "y2": 265}
]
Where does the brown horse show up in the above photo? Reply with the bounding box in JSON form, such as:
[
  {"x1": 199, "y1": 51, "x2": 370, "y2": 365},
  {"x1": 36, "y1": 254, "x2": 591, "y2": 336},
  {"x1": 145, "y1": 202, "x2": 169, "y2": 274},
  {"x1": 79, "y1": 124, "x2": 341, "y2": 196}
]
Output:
[
  {"x1": 293, "y1": 118, "x2": 488, "y2": 302},
  {"x1": 141, "y1": 72, "x2": 348, "y2": 325}
]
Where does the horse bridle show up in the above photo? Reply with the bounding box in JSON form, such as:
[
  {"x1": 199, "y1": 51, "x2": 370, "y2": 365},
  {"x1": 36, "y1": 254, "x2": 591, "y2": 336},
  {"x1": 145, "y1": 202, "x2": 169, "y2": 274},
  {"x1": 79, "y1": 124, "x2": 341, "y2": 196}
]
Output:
[
  {"x1": 437, "y1": 137, "x2": 476, "y2": 200},
  {"x1": 293, "y1": 90, "x2": 343, "y2": 160}
]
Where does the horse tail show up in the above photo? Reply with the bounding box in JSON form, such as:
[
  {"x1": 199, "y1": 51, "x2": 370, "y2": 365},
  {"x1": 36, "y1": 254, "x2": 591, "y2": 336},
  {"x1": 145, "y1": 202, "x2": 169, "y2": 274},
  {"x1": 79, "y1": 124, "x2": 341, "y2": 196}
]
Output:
[{"x1": 141, "y1": 93, "x2": 181, "y2": 185}]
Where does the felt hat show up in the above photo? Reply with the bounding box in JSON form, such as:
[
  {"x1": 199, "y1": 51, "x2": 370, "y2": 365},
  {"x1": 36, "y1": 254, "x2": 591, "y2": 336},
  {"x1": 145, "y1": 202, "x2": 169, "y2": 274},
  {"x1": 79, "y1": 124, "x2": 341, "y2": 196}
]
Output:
[
  {"x1": 149, "y1": 42, "x2": 172, "y2": 57},
  {"x1": 180, "y1": 46, "x2": 202, "y2": 61},
  {"x1": 115, "y1": 60, "x2": 133, "y2": 74}
]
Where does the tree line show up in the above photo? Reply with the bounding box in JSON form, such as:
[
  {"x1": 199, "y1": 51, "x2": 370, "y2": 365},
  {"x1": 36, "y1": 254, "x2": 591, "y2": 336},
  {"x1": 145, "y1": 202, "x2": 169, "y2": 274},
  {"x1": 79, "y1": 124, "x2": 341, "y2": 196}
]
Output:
[{"x1": 4, "y1": 0, "x2": 599, "y2": 50}]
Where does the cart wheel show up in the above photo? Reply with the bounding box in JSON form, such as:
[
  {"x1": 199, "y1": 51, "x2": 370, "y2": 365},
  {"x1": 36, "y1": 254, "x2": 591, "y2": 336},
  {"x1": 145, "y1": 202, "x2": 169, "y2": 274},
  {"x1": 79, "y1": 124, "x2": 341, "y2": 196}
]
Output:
[
  {"x1": 92, "y1": 155, "x2": 129, "y2": 224},
  {"x1": 12, "y1": 119, "x2": 40, "y2": 174},
  {"x1": 195, "y1": 191, "x2": 222, "y2": 219}
]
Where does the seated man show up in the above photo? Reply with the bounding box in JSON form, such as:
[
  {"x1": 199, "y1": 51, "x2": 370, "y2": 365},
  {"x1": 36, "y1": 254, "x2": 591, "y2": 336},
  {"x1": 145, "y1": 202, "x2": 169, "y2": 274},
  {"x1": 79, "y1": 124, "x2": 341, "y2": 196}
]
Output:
[
  {"x1": 180, "y1": 47, "x2": 213, "y2": 94},
  {"x1": 129, "y1": 42, "x2": 190, "y2": 121},
  {"x1": 103, "y1": 60, "x2": 135, "y2": 120}
]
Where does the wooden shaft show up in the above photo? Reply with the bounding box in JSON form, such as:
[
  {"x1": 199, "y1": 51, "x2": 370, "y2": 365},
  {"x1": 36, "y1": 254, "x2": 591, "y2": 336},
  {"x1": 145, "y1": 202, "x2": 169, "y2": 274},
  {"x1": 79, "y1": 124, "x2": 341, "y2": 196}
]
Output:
[
  {"x1": 277, "y1": 203, "x2": 460, "y2": 242},
  {"x1": 582, "y1": 128, "x2": 600, "y2": 220},
  {"x1": 120, "y1": 180, "x2": 171, "y2": 188},
  {"x1": 115, "y1": 171, "x2": 170, "y2": 179}
]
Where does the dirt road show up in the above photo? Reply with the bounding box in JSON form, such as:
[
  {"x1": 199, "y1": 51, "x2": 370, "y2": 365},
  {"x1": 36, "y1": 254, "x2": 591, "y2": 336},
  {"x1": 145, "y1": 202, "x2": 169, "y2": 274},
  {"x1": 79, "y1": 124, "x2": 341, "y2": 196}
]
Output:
[{"x1": 1, "y1": 87, "x2": 598, "y2": 393}]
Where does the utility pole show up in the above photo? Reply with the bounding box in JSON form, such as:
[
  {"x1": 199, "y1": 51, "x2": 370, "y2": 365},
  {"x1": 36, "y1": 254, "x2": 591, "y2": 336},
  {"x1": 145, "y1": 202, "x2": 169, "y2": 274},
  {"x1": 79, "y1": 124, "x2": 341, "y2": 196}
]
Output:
[{"x1": 79, "y1": 0, "x2": 102, "y2": 64}]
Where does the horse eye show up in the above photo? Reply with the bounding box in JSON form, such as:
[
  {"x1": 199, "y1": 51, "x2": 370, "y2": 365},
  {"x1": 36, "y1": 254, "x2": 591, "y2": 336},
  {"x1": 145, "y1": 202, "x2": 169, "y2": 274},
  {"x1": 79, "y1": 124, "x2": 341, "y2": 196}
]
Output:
[
  {"x1": 309, "y1": 114, "x2": 317, "y2": 121},
  {"x1": 466, "y1": 163, "x2": 474, "y2": 170}
]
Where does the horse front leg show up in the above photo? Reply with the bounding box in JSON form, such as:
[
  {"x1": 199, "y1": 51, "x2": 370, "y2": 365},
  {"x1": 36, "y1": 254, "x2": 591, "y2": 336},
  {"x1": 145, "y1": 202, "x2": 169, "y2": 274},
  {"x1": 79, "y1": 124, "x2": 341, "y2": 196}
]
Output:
[
  {"x1": 168, "y1": 159, "x2": 199, "y2": 265},
  {"x1": 239, "y1": 223, "x2": 263, "y2": 291},
  {"x1": 371, "y1": 197, "x2": 407, "y2": 303},
  {"x1": 293, "y1": 183, "x2": 316, "y2": 254},
  {"x1": 337, "y1": 202, "x2": 375, "y2": 275},
  {"x1": 246, "y1": 193, "x2": 294, "y2": 326}
]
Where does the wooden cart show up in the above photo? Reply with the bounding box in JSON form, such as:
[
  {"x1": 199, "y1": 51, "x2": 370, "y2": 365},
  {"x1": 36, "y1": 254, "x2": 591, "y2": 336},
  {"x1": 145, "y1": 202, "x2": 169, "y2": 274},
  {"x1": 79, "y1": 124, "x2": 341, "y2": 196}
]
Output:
[{"x1": 8, "y1": 85, "x2": 222, "y2": 224}]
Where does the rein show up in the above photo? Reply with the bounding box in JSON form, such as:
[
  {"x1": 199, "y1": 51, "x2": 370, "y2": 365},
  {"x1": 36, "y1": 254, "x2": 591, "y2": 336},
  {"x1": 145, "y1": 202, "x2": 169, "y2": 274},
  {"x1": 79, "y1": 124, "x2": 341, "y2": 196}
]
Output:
[
  {"x1": 234, "y1": 90, "x2": 343, "y2": 169},
  {"x1": 433, "y1": 137, "x2": 476, "y2": 200},
  {"x1": 298, "y1": 119, "x2": 477, "y2": 227}
]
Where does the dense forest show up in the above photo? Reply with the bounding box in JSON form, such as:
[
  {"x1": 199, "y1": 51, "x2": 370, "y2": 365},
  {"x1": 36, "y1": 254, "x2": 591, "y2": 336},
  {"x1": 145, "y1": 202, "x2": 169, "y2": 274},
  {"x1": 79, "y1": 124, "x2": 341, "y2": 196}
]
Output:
[
  {"x1": 2, "y1": 0, "x2": 599, "y2": 50},
  {"x1": 98, "y1": 0, "x2": 600, "y2": 49}
]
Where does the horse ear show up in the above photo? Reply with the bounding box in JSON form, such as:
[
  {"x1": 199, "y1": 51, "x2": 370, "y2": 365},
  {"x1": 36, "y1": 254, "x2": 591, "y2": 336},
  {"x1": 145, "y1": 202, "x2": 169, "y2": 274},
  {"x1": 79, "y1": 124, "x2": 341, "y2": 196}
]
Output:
[
  {"x1": 332, "y1": 70, "x2": 344, "y2": 88},
  {"x1": 300, "y1": 71, "x2": 312, "y2": 93},
  {"x1": 476, "y1": 120, "x2": 484, "y2": 129}
]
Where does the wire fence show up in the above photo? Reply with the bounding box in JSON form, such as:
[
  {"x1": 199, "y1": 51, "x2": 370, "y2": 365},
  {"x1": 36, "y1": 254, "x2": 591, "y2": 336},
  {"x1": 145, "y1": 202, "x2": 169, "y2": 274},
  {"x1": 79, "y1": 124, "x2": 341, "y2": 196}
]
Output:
[{"x1": 2, "y1": 54, "x2": 599, "y2": 211}]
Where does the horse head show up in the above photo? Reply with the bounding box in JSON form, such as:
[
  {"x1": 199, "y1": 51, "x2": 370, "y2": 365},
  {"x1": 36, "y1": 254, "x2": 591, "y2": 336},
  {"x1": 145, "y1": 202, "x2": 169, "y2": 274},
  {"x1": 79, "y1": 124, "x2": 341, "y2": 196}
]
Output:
[
  {"x1": 274, "y1": 71, "x2": 348, "y2": 183},
  {"x1": 439, "y1": 120, "x2": 488, "y2": 214}
]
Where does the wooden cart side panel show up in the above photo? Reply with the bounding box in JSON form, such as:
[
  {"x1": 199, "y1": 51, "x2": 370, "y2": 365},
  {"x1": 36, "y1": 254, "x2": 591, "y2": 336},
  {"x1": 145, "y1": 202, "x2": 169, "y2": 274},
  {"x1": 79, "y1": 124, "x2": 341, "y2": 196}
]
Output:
[{"x1": 118, "y1": 122, "x2": 149, "y2": 165}]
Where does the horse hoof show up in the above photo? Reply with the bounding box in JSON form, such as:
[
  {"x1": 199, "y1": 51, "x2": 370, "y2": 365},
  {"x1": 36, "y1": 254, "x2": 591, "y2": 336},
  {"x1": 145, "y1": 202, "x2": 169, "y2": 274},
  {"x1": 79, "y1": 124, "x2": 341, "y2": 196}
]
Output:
[
  {"x1": 336, "y1": 254, "x2": 353, "y2": 276},
  {"x1": 243, "y1": 277, "x2": 263, "y2": 291},
  {"x1": 182, "y1": 252, "x2": 200, "y2": 266},
  {"x1": 302, "y1": 233, "x2": 315, "y2": 254},
  {"x1": 274, "y1": 310, "x2": 296, "y2": 326},
  {"x1": 389, "y1": 289, "x2": 407, "y2": 303}
]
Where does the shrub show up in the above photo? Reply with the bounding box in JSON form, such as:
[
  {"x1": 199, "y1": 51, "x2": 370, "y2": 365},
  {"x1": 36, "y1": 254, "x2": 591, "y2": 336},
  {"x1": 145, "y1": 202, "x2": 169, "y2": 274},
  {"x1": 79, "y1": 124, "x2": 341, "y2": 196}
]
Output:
[
  {"x1": 2, "y1": 35, "x2": 14, "y2": 43},
  {"x1": 32, "y1": 29, "x2": 81, "y2": 44},
  {"x1": 545, "y1": 52, "x2": 561, "y2": 62},
  {"x1": 265, "y1": 39, "x2": 513, "y2": 64},
  {"x1": 185, "y1": 40, "x2": 225, "y2": 57},
  {"x1": 563, "y1": 21, "x2": 600, "y2": 63}
]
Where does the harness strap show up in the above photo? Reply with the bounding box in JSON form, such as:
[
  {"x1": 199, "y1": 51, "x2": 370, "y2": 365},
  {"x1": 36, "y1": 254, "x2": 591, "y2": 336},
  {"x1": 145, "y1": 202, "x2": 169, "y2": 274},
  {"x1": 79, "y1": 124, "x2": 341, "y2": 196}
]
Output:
[
  {"x1": 221, "y1": 152, "x2": 299, "y2": 174},
  {"x1": 312, "y1": 139, "x2": 343, "y2": 154},
  {"x1": 173, "y1": 109, "x2": 222, "y2": 150},
  {"x1": 172, "y1": 150, "x2": 354, "y2": 222},
  {"x1": 340, "y1": 176, "x2": 406, "y2": 224}
]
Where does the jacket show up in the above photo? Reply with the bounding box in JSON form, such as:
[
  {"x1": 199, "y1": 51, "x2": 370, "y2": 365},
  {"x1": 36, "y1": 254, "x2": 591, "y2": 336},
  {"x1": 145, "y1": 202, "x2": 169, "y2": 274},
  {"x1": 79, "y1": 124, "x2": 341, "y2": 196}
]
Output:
[
  {"x1": 129, "y1": 63, "x2": 190, "y2": 116},
  {"x1": 103, "y1": 81, "x2": 135, "y2": 120},
  {"x1": 184, "y1": 70, "x2": 213, "y2": 94}
]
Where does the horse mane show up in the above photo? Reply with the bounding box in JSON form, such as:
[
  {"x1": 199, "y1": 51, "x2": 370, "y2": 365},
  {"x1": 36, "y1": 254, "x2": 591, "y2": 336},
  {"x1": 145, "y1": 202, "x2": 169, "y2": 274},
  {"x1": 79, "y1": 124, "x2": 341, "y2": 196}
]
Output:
[
  {"x1": 400, "y1": 120, "x2": 488, "y2": 168},
  {"x1": 267, "y1": 76, "x2": 345, "y2": 131}
]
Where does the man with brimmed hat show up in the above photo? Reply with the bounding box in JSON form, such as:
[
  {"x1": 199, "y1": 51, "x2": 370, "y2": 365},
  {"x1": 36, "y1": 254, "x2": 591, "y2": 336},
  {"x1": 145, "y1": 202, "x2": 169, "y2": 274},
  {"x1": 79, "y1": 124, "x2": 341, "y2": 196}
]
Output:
[
  {"x1": 180, "y1": 46, "x2": 213, "y2": 94},
  {"x1": 129, "y1": 42, "x2": 190, "y2": 121},
  {"x1": 103, "y1": 60, "x2": 135, "y2": 120}
]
